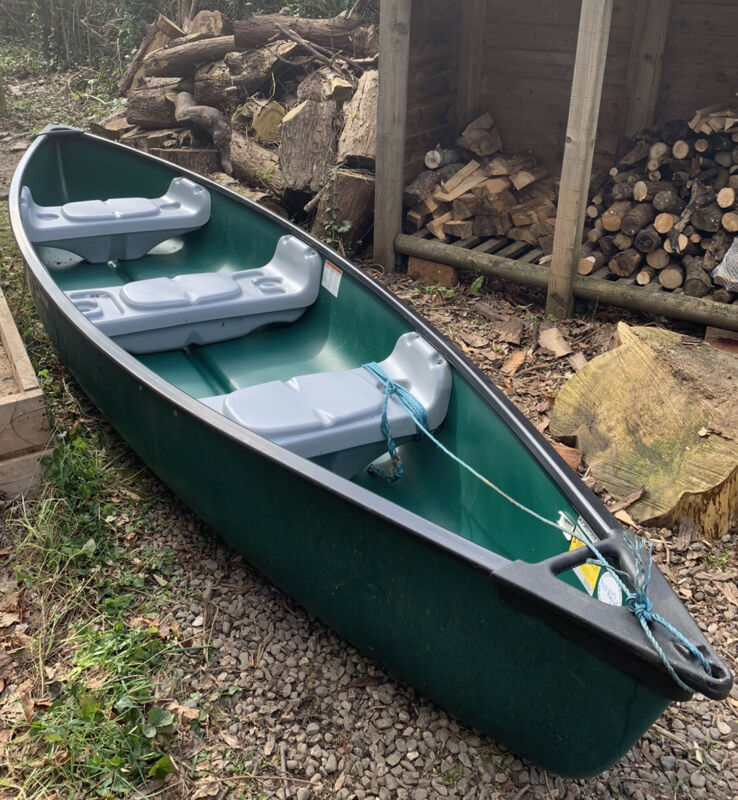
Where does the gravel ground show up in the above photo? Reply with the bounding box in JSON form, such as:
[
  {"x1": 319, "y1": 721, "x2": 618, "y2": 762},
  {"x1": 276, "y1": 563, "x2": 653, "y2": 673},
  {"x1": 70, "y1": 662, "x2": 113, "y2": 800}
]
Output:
[{"x1": 0, "y1": 71, "x2": 736, "y2": 800}]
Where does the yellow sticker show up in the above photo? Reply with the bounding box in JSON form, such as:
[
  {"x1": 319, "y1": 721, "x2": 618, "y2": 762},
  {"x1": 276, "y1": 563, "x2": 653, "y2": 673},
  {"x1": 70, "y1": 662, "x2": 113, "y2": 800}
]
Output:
[{"x1": 569, "y1": 536, "x2": 601, "y2": 593}]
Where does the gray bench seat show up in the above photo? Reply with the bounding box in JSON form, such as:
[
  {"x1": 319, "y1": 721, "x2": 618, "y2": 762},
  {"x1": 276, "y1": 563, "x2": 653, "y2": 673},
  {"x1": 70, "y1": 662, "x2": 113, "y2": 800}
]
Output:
[
  {"x1": 65, "y1": 235, "x2": 322, "y2": 353},
  {"x1": 20, "y1": 177, "x2": 211, "y2": 262},
  {"x1": 201, "y1": 333, "x2": 452, "y2": 478}
]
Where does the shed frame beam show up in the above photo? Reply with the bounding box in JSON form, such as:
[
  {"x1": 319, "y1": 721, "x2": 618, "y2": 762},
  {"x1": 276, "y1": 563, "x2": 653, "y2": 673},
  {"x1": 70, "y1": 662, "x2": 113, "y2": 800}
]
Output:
[
  {"x1": 374, "y1": 0, "x2": 412, "y2": 272},
  {"x1": 546, "y1": 0, "x2": 613, "y2": 319}
]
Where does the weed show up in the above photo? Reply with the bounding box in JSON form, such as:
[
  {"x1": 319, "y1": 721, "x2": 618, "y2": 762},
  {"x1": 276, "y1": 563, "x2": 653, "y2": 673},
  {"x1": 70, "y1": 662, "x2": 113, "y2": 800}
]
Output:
[
  {"x1": 425, "y1": 285, "x2": 455, "y2": 299},
  {"x1": 468, "y1": 275, "x2": 484, "y2": 296},
  {"x1": 442, "y1": 765, "x2": 462, "y2": 786}
]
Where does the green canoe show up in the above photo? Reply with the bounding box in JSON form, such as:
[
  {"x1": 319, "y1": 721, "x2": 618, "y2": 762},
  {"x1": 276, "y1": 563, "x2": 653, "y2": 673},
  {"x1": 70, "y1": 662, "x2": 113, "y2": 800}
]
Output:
[{"x1": 10, "y1": 127, "x2": 731, "y2": 778}]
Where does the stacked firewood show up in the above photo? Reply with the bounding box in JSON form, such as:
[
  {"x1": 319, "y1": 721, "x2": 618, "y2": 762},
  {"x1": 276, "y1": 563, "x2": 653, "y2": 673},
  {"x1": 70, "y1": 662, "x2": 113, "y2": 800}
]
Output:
[
  {"x1": 94, "y1": 8, "x2": 378, "y2": 247},
  {"x1": 403, "y1": 114, "x2": 557, "y2": 255},
  {"x1": 580, "y1": 107, "x2": 738, "y2": 302}
]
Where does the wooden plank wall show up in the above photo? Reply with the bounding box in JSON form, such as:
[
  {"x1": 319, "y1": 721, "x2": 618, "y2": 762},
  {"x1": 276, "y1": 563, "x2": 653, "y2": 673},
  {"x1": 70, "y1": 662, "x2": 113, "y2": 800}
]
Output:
[
  {"x1": 478, "y1": 0, "x2": 636, "y2": 172},
  {"x1": 656, "y1": 0, "x2": 738, "y2": 123},
  {"x1": 403, "y1": 0, "x2": 460, "y2": 180}
]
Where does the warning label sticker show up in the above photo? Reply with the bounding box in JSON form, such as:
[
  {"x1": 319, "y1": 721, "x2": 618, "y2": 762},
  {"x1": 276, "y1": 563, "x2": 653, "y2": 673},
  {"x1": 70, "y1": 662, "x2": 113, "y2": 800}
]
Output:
[{"x1": 321, "y1": 261, "x2": 342, "y2": 297}]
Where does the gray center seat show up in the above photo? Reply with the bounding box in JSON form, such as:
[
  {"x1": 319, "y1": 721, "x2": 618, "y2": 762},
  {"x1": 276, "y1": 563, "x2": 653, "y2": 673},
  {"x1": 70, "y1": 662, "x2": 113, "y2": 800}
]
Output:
[
  {"x1": 200, "y1": 332, "x2": 452, "y2": 478},
  {"x1": 64, "y1": 235, "x2": 322, "y2": 353},
  {"x1": 20, "y1": 177, "x2": 211, "y2": 263}
]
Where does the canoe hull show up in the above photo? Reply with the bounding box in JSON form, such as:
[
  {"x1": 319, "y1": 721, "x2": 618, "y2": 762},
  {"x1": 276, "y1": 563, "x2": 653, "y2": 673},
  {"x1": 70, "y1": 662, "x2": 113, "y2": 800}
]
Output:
[{"x1": 25, "y1": 265, "x2": 670, "y2": 778}]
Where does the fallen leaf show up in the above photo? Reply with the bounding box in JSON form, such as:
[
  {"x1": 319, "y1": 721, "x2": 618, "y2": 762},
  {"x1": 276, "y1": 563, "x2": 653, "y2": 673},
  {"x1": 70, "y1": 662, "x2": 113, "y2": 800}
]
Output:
[
  {"x1": 501, "y1": 350, "x2": 526, "y2": 377},
  {"x1": 192, "y1": 783, "x2": 221, "y2": 799},
  {"x1": 87, "y1": 674, "x2": 108, "y2": 690},
  {"x1": 534, "y1": 417, "x2": 550, "y2": 434},
  {"x1": 0, "y1": 612, "x2": 20, "y2": 628},
  {"x1": 223, "y1": 731, "x2": 240, "y2": 748},
  {"x1": 19, "y1": 692, "x2": 34, "y2": 724},
  {"x1": 614, "y1": 509, "x2": 638, "y2": 528},
  {"x1": 539, "y1": 326, "x2": 572, "y2": 357},
  {"x1": 607, "y1": 486, "x2": 647, "y2": 514},
  {"x1": 721, "y1": 582, "x2": 738, "y2": 608},
  {"x1": 674, "y1": 518, "x2": 696, "y2": 552},
  {"x1": 551, "y1": 442, "x2": 582, "y2": 471},
  {"x1": 264, "y1": 732, "x2": 276, "y2": 755},
  {"x1": 167, "y1": 701, "x2": 199, "y2": 722},
  {"x1": 490, "y1": 317, "x2": 524, "y2": 345}
]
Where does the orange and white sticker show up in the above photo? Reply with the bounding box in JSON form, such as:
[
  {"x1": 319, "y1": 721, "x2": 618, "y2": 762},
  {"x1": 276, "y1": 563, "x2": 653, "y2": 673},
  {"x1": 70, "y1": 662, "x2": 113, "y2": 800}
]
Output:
[{"x1": 321, "y1": 261, "x2": 342, "y2": 297}]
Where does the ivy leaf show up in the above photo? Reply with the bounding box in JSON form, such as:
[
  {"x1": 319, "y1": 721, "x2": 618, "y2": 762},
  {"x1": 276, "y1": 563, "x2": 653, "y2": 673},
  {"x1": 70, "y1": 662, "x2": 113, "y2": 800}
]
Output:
[
  {"x1": 468, "y1": 275, "x2": 484, "y2": 296},
  {"x1": 148, "y1": 755, "x2": 175, "y2": 779}
]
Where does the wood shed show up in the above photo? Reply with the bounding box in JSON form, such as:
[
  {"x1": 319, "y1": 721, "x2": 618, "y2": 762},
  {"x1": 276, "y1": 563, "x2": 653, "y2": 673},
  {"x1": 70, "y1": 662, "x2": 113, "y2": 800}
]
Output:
[{"x1": 374, "y1": 0, "x2": 738, "y2": 331}]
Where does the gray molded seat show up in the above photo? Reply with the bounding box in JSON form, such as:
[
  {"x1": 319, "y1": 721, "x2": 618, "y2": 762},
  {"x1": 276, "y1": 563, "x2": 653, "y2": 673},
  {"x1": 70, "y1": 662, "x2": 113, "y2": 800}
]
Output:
[
  {"x1": 20, "y1": 177, "x2": 211, "y2": 262},
  {"x1": 65, "y1": 235, "x2": 322, "y2": 353},
  {"x1": 201, "y1": 332, "x2": 452, "y2": 478}
]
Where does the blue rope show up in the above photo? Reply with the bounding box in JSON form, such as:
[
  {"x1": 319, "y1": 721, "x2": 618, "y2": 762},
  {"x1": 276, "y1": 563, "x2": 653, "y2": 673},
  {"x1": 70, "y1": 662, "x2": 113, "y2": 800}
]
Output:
[{"x1": 362, "y1": 362, "x2": 713, "y2": 694}]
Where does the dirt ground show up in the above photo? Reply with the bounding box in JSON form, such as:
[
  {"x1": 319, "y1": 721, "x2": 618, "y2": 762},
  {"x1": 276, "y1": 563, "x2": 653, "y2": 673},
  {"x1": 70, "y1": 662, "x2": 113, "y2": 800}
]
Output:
[{"x1": 0, "y1": 70, "x2": 736, "y2": 800}]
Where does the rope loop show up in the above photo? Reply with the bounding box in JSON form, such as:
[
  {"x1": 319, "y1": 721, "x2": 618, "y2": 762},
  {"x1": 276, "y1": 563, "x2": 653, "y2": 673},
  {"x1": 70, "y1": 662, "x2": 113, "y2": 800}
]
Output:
[{"x1": 361, "y1": 362, "x2": 713, "y2": 693}]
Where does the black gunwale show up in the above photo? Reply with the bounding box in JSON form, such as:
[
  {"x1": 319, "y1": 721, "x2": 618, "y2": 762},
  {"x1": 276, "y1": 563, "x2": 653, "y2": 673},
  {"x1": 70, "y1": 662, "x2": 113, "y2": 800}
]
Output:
[{"x1": 8, "y1": 127, "x2": 732, "y2": 701}]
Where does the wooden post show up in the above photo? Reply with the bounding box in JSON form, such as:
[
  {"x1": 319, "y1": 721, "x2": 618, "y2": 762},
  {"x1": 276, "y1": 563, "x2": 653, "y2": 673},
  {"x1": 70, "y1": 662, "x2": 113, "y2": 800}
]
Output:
[
  {"x1": 546, "y1": 0, "x2": 613, "y2": 319},
  {"x1": 456, "y1": 0, "x2": 486, "y2": 133},
  {"x1": 620, "y1": 0, "x2": 673, "y2": 143},
  {"x1": 374, "y1": 0, "x2": 411, "y2": 272}
]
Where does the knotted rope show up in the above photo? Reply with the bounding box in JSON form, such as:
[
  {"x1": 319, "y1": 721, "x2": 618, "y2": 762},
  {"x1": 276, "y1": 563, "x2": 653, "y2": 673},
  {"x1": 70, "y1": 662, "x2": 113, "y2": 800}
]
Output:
[{"x1": 362, "y1": 362, "x2": 713, "y2": 693}]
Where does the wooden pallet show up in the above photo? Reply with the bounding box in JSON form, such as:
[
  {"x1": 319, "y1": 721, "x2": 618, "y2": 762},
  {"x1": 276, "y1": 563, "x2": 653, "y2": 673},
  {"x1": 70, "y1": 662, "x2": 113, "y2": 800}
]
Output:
[{"x1": 0, "y1": 288, "x2": 52, "y2": 498}]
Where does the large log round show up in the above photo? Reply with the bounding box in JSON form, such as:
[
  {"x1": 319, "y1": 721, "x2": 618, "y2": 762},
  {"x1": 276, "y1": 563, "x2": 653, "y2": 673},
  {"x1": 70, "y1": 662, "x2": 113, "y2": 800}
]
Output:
[{"x1": 234, "y1": 13, "x2": 366, "y2": 54}]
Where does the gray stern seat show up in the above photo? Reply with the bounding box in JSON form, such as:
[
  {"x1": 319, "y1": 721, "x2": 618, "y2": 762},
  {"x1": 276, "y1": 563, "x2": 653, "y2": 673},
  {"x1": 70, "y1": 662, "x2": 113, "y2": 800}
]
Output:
[
  {"x1": 63, "y1": 235, "x2": 322, "y2": 353},
  {"x1": 201, "y1": 332, "x2": 452, "y2": 478},
  {"x1": 20, "y1": 177, "x2": 211, "y2": 263}
]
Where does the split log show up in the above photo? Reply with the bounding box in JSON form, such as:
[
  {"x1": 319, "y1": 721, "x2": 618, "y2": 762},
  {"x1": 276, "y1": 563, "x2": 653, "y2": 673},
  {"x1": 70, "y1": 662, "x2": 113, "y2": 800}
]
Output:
[
  {"x1": 297, "y1": 67, "x2": 354, "y2": 104},
  {"x1": 472, "y1": 214, "x2": 512, "y2": 237},
  {"x1": 233, "y1": 12, "x2": 369, "y2": 55},
  {"x1": 510, "y1": 166, "x2": 548, "y2": 192},
  {"x1": 601, "y1": 201, "x2": 632, "y2": 232},
  {"x1": 127, "y1": 77, "x2": 193, "y2": 128},
  {"x1": 452, "y1": 194, "x2": 480, "y2": 220},
  {"x1": 621, "y1": 203, "x2": 655, "y2": 237},
  {"x1": 471, "y1": 185, "x2": 516, "y2": 215},
  {"x1": 428, "y1": 211, "x2": 453, "y2": 239},
  {"x1": 457, "y1": 113, "x2": 502, "y2": 157},
  {"x1": 337, "y1": 70, "x2": 377, "y2": 168},
  {"x1": 172, "y1": 91, "x2": 232, "y2": 173},
  {"x1": 144, "y1": 35, "x2": 236, "y2": 78},
  {"x1": 444, "y1": 219, "x2": 474, "y2": 239},
  {"x1": 683, "y1": 255, "x2": 712, "y2": 298},
  {"x1": 312, "y1": 169, "x2": 374, "y2": 248},
  {"x1": 231, "y1": 129, "x2": 286, "y2": 196},
  {"x1": 280, "y1": 100, "x2": 337, "y2": 192}
]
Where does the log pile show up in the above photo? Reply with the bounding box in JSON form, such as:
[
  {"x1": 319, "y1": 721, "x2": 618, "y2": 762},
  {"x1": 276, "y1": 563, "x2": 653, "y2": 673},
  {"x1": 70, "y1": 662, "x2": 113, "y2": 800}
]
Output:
[
  {"x1": 98, "y1": 8, "x2": 379, "y2": 248},
  {"x1": 403, "y1": 114, "x2": 557, "y2": 258},
  {"x1": 579, "y1": 109, "x2": 738, "y2": 303}
]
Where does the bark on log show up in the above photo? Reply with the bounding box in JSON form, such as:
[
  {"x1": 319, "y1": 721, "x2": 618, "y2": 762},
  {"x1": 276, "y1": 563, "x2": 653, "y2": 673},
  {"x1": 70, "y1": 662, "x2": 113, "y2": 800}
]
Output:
[
  {"x1": 621, "y1": 203, "x2": 655, "y2": 237},
  {"x1": 172, "y1": 91, "x2": 232, "y2": 174},
  {"x1": 312, "y1": 169, "x2": 374, "y2": 248},
  {"x1": 194, "y1": 60, "x2": 234, "y2": 107},
  {"x1": 231, "y1": 129, "x2": 286, "y2": 196},
  {"x1": 225, "y1": 42, "x2": 299, "y2": 95},
  {"x1": 337, "y1": 69, "x2": 377, "y2": 168},
  {"x1": 457, "y1": 113, "x2": 502, "y2": 157},
  {"x1": 609, "y1": 249, "x2": 642, "y2": 277},
  {"x1": 233, "y1": 12, "x2": 368, "y2": 55},
  {"x1": 402, "y1": 164, "x2": 463, "y2": 207},
  {"x1": 634, "y1": 225, "x2": 662, "y2": 254},
  {"x1": 653, "y1": 189, "x2": 685, "y2": 215},
  {"x1": 683, "y1": 255, "x2": 712, "y2": 297},
  {"x1": 127, "y1": 77, "x2": 193, "y2": 128},
  {"x1": 280, "y1": 100, "x2": 337, "y2": 192},
  {"x1": 144, "y1": 35, "x2": 236, "y2": 78},
  {"x1": 90, "y1": 107, "x2": 135, "y2": 140},
  {"x1": 118, "y1": 19, "x2": 177, "y2": 96},
  {"x1": 691, "y1": 203, "x2": 722, "y2": 233},
  {"x1": 601, "y1": 201, "x2": 632, "y2": 232},
  {"x1": 149, "y1": 147, "x2": 219, "y2": 174}
]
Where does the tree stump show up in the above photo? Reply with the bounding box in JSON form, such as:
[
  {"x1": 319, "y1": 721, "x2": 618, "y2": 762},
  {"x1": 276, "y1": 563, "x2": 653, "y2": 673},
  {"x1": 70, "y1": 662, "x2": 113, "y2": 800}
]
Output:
[
  {"x1": 230, "y1": 129, "x2": 287, "y2": 197},
  {"x1": 337, "y1": 70, "x2": 377, "y2": 169},
  {"x1": 551, "y1": 323, "x2": 738, "y2": 537},
  {"x1": 312, "y1": 169, "x2": 375, "y2": 249}
]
